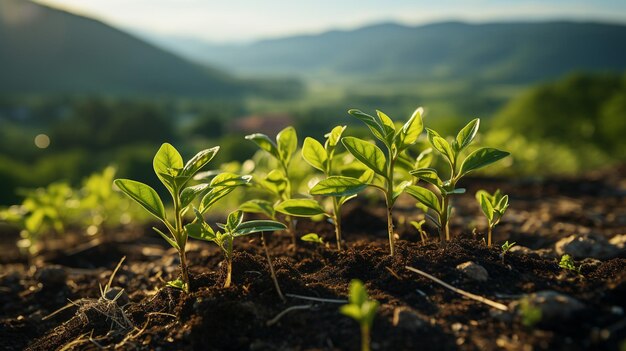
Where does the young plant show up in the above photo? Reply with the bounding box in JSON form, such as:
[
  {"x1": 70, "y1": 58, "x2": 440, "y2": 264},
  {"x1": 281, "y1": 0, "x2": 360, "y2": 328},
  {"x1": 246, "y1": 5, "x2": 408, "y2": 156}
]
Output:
[
  {"x1": 185, "y1": 210, "x2": 286, "y2": 287},
  {"x1": 341, "y1": 108, "x2": 425, "y2": 255},
  {"x1": 476, "y1": 189, "x2": 509, "y2": 246},
  {"x1": 410, "y1": 219, "x2": 429, "y2": 244},
  {"x1": 500, "y1": 240, "x2": 516, "y2": 263},
  {"x1": 301, "y1": 233, "x2": 325, "y2": 245},
  {"x1": 114, "y1": 143, "x2": 250, "y2": 292},
  {"x1": 340, "y1": 279, "x2": 379, "y2": 351},
  {"x1": 559, "y1": 254, "x2": 582, "y2": 274},
  {"x1": 407, "y1": 119, "x2": 510, "y2": 244},
  {"x1": 245, "y1": 126, "x2": 299, "y2": 247},
  {"x1": 277, "y1": 125, "x2": 368, "y2": 251}
]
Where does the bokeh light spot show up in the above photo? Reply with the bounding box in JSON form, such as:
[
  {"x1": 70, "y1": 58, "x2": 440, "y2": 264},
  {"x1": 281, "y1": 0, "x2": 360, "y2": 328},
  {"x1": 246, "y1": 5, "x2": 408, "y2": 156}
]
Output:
[{"x1": 34, "y1": 134, "x2": 50, "y2": 149}]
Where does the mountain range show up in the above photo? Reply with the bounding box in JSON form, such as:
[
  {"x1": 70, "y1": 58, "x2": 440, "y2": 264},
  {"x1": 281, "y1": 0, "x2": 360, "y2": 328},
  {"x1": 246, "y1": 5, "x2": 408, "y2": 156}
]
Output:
[
  {"x1": 149, "y1": 21, "x2": 626, "y2": 84},
  {"x1": 0, "y1": 0, "x2": 242, "y2": 96}
]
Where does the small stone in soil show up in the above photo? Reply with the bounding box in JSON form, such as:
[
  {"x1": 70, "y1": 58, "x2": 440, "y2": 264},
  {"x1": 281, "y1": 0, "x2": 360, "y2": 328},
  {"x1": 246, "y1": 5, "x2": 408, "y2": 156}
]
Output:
[
  {"x1": 555, "y1": 233, "x2": 620, "y2": 260},
  {"x1": 511, "y1": 290, "x2": 585, "y2": 325},
  {"x1": 35, "y1": 265, "x2": 67, "y2": 287},
  {"x1": 456, "y1": 261, "x2": 489, "y2": 282}
]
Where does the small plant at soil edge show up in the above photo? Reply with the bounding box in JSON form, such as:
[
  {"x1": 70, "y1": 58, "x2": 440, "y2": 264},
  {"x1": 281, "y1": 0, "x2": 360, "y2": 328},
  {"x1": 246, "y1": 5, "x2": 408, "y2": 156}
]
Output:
[
  {"x1": 340, "y1": 279, "x2": 379, "y2": 351},
  {"x1": 476, "y1": 189, "x2": 510, "y2": 246},
  {"x1": 559, "y1": 254, "x2": 582, "y2": 274}
]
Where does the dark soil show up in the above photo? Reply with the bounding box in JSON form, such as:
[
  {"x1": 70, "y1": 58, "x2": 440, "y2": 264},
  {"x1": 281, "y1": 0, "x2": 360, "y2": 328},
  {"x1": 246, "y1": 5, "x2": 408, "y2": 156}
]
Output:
[{"x1": 1, "y1": 169, "x2": 625, "y2": 351}]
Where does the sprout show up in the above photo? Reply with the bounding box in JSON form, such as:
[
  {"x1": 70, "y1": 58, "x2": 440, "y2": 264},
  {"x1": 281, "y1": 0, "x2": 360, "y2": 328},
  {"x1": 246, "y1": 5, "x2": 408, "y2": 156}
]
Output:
[{"x1": 340, "y1": 279, "x2": 379, "y2": 351}]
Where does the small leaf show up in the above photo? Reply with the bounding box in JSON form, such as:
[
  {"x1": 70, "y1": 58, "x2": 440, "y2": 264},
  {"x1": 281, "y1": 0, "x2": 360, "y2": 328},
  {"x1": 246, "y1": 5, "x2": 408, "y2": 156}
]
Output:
[
  {"x1": 153, "y1": 143, "x2": 184, "y2": 194},
  {"x1": 479, "y1": 193, "x2": 495, "y2": 222},
  {"x1": 427, "y1": 129, "x2": 455, "y2": 166},
  {"x1": 392, "y1": 180, "x2": 412, "y2": 201},
  {"x1": 410, "y1": 168, "x2": 443, "y2": 187},
  {"x1": 302, "y1": 137, "x2": 328, "y2": 172},
  {"x1": 460, "y1": 148, "x2": 510, "y2": 177},
  {"x1": 245, "y1": 133, "x2": 279, "y2": 159},
  {"x1": 180, "y1": 183, "x2": 209, "y2": 208},
  {"x1": 310, "y1": 176, "x2": 367, "y2": 197},
  {"x1": 339, "y1": 194, "x2": 358, "y2": 206},
  {"x1": 405, "y1": 185, "x2": 441, "y2": 213},
  {"x1": 348, "y1": 109, "x2": 388, "y2": 145},
  {"x1": 376, "y1": 110, "x2": 396, "y2": 145},
  {"x1": 276, "y1": 126, "x2": 298, "y2": 167},
  {"x1": 233, "y1": 220, "x2": 287, "y2": 236},
  {"x1": 340, "y1": 304, "x2": 362, "y2": 321},
  {"x1": 325, "y1": 125, "x2": 346, "y2": 149},
  {"x1": 181, "y1": 147, "x2": 220, "y2": 179},
  {"x1": 239, "y1": 199, "x2": 275, "y2": 218},
  {"x1": 153, "y1": 227, "x2": 179, "y2": 250},
  {"x1": 114, "y1": 179, "x2": 166, "y2": 222},
  {"x1": 415, "y1": 148, "x2": 433, "y2": 169},
  {"x1": 166, "y1": 279, "x2": 187, "y2": 291},
  {"x1": 301, "y1": 233, "x2": 324, "y2": 244},
  {"x1": 275, "y1": 199, "x2": 327, "y2": 217},
  {"x1": 227, "y1": 210, "x2": 244, "y2": 231},
  {"x1": 349, "y1": 279, "x2": 368, "y2": 306},
  {"x1": 455, "y1": 118, "x2": 480, "y2": 151},
  {"x1": 342, "y1": 137, "x2": 387, "y2": 178},
  {"x1": 396, "y1": 107, "x2": 424, "y2": 150},
  {"x1": 209, "y1": 173, "x2": 252, "y2": 188}
]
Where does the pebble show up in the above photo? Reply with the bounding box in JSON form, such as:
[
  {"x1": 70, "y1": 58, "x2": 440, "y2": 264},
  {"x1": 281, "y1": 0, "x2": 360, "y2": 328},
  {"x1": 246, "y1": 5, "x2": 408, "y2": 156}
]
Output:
[
  {"x1": 392, "y1": 307, "x2": 427, "y2": 332},
  {"x1": 456, "y1": 261, "x2": 489, "y2": 282},
  {"x1": 35, "y1": 266, "x2": 67, "y2": 287},
  {"x1": 555, "y1": 233, "x2": 620, "y2": 260},
  {"x1": 511, "y1": 290, "x2": 585, "y2": 325}
]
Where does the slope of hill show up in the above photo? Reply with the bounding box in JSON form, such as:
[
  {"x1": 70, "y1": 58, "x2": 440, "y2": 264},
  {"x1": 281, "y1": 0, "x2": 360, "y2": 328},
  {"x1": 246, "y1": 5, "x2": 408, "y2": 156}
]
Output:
[
  {"x1": 0, "y1": 0, "x2": 242, "y2": 96},
  {"x1": 161, "y1": 21, "x2": 626, "y2": 83}
]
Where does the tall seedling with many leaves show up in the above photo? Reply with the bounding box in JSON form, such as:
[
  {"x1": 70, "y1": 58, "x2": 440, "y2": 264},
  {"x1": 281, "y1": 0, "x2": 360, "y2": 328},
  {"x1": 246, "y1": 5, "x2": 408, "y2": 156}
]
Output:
[
  {"x1": 114, "y1": 143, "x2": 250, "y2": 292},
  {"x1": 245, "y1": 127, "x2": 299, "y2": 247},
  {"x1": 276, "y1": 126, "x2": 369, "y2": 251},
  {"x1": 340, "y1": 108, "x2": 424, "y2": 256},
  {"x1": 406, "y1": 119, "x2": 510, "y2": 244}
]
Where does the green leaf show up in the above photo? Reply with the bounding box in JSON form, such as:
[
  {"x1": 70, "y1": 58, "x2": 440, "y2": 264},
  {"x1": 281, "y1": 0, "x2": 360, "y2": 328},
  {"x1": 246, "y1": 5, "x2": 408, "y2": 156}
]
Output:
[
  {"x1": 227, "y1": 210, "x2": 244, "y2": 231},
  {"x1": 166, "y1": 279, "x2": 187, "y2": 291},
  {"x1": 479, "y1": 193, "x2": 495, "y2": 222},
  {"x1": 415, "y1": 148, "x2": 433, "y2": 169},
  {"x1": 276, "y1": 126, "x2": 298, "y2": 167},
  {"x1": 405, "y1": 185, "x2": 441, "y2": 213},
  {"x1": 153, "y1": 143, "x2": 184, "y2": 194},
  {"x1": 475, "y1": 190, "x2": 492, "y2": 204},
  {"x1": 325, "y1": 125, "x2": 346, "y2": 149},
  {"x1": 199, "y1": 186, "x2": 236, "y2": 214},
  {"x1": 376, "y1": 110, "x2": 396, "y2": 145},
  {"x1": 396, "y1": 107, "x2": 424, "y2": 150},
  {"x1": 302, "y1": 137, "x2": 328, "y2": 172},
  {"x1": 180, "y1": 183, "x2": 209, "y2": 208},
  {"x1": 496, "y1": 195, "x2": 509, "y2": 211},
  {"x1": 455, "y1": 118, "x2": 480, "y2": 151},
  {"x1": 340, "y1": 304, "x2": 362, "y2": 321},
  {"x1": 348, "y1": 109, "x2": 388, "y2": 145},
  {"x1": 392, "y1": 181, "x2": 412, "y2": 201},
  {"x1": 153, "y1": 227, "x2": 179, "y2": 250},
  {"x1": 310, "y1": 176, "x2": 367, "y2": 197},
  {"x1": 342, "y1": 137, "x2": 387, "y2": 178},
  {"x1": 301, "y1": 233, "x2": 324, "y2": 244},
  {"x1": 114, "y1": 179, "x2": 166, "y2": 222},
  {"x1": 239, "y1": 199, "x2": 275, "y2": 218},
  {"x1": 410, "y1": 168, "x2": 443, "y2": 187},
  {"x1": 181, "y1": 147, "x2": 220, "y2": 179},
  {"x1": 339, "y1": 194, "x2": 357, "y2": 206},
  {"x1": 275, "y1": 199, "x2": 327, "y2": 217},
  {"x1": 245, "y1": 133, "x2": 279, "y2": 159},
  {"x1": 427, "y1": 129, "x2": 455, "y2": 166},
  {"x1": 209, "y1": 173, "x2": 252, "y2": 188},
  {"x1": 349, "y1": 279, "x2": 368, "y2": 306},
  {"x1": 233, "y1": 220, "x2": 287, "y2": 236},
  {"x1": 185, "y1": 222, "x2": 216, "y2": 241},
  {"x1": 459, "y1": 148, "x2": 510, "y2": 177}
]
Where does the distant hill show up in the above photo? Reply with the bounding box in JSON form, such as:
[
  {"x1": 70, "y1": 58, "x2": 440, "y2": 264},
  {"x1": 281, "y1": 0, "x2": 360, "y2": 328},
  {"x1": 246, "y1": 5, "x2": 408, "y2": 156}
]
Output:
[
  {"x1": 0, "y1": 0, "x2": 243, "y2": 96},
  {"x1": 157, "y1": 21, "x2": 626, "y2": 83}
]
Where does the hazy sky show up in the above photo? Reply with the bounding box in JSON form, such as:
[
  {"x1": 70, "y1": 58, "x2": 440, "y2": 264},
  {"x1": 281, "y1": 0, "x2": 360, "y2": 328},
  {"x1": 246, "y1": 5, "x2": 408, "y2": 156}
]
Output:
[{"x1": 34, "y1": 0, "x2": 626, "y2": 42}]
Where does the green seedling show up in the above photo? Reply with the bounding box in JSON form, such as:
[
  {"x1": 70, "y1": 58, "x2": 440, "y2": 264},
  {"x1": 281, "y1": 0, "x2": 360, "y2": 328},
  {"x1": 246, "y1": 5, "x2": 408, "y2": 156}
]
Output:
[
  {"x1": 186, "y1": 210, "x2": 286, "y2": 287},
  {"x1": 300, "y1": 233, "x2": 325, "y2": 245},
  {"x1": 407, "y1": 119, "x2": 510, "y2": 244},
  {"x1": 518, "y1": 297, "x2": 542, "y2": 327},
  {"x1": 246, "y1": 126, "x2": 299, "y2": 247},
  {"x1": 341, "y1": 108, "x2": 425, "y2": 255},
  {"x1": 500, "y1": 240, "x2": 516, "y2": 263},
  {"x1": 559, "y1": 254, "x2": 582, "y2": 274},
  {"x1": 277, "y1": 125, "x2": 368, "y2": 251},
  {"x1": 340, "y1": 279, "x2": 379, "y2": 351},
  {"x1": 476, "y1": 189, "x2": 510, "y2": 247},
  {"x1": 410, "y1": 219, "x2": 429, "y2": 244},
  {"x1": 115, "y1": 143, "x2": 250, "y2": 292}
]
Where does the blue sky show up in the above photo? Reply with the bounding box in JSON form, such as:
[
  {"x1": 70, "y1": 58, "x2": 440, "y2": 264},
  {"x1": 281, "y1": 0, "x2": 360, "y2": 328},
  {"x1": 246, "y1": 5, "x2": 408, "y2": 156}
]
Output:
[{"x1": 35, "y1": 0, "x2": 626, "y2": 42}]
